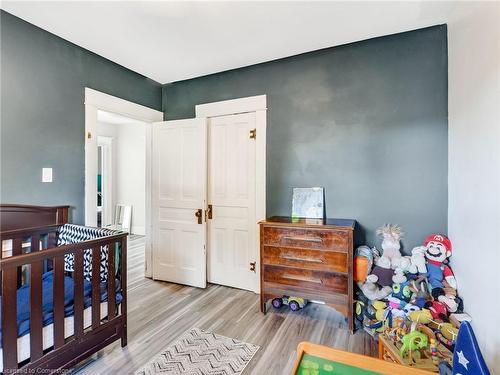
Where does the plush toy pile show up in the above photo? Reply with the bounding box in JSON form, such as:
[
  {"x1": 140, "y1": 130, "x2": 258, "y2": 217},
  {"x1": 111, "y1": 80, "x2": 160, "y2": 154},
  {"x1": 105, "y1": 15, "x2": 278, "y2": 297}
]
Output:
[{"x1": 354, "y1": 224, "x2": 470, "y2": 368}]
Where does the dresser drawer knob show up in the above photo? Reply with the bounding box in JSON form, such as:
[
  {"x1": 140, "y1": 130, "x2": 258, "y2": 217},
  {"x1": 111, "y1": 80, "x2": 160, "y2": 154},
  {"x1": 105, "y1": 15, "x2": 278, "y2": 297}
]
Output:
[{"x1": 282, "y1": 254, "x2": 323, "y2": 263}]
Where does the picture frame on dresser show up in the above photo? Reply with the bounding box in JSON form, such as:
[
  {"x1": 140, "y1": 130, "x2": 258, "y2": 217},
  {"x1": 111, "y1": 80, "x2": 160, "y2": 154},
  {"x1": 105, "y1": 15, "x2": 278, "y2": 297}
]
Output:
[{"x1": 259, "y1": 216, "x2": 356, "y2": 332}]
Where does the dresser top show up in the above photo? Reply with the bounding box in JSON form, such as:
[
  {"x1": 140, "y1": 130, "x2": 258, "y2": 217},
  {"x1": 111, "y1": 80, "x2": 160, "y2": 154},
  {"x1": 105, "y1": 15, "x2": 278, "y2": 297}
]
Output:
[{"x1": 259, "y1": 216, "x2": 356, "y2": 230}]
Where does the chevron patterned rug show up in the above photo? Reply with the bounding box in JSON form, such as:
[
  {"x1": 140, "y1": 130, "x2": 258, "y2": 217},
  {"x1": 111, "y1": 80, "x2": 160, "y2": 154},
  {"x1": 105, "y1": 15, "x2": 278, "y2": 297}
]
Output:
[{"x1": 135, "y1": 327, "x2": 259, "y2": 375}]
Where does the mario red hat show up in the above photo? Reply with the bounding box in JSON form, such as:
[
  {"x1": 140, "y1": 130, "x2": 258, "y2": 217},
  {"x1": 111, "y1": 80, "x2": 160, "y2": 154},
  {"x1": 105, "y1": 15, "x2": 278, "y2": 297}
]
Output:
[{"x1": 424, "y1": 234, "x2": 452, "y2": 252}]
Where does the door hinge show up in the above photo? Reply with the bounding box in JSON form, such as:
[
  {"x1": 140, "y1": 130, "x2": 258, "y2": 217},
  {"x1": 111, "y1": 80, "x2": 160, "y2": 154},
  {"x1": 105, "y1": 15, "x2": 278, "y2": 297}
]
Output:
[
  {"x1": 87, "y1": 131, "x2": 92, "y2": 139},
  {"x1": 249, "y1": 128, "x2": 256, "y2": 139},
  {"x1": 250, "y1": 261, "x2": 256, "y2": 272}
]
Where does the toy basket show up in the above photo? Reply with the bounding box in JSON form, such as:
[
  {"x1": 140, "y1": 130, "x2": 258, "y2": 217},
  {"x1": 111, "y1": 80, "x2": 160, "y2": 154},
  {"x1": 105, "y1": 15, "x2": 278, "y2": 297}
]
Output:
[{"x1": 378, "y1": 334, "x2": 452, "y2": 373}]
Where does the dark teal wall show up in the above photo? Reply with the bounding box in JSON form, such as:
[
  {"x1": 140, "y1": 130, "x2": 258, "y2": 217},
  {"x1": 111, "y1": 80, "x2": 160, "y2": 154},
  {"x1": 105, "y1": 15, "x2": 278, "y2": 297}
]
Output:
[
  {"x1": 162, "y1": 26, "x2": 448, "y2": 250},
  {"x1": 0, "y1": 11, "x2": 162, "y2": 223}
]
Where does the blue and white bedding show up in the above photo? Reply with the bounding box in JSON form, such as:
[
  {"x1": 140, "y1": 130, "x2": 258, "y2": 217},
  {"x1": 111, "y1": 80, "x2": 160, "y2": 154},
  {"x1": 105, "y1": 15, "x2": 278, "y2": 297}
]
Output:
[
  {"x1": 0, "y1": 271, "x2": 122, "y2": 347},
  {"x1": 58, "y1": 224, "x2": 120, "y2": 282}
]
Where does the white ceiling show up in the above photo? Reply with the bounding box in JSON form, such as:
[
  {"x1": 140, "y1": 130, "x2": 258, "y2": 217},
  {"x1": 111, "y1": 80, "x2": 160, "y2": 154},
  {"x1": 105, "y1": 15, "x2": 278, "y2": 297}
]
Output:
[{"x1": 1, "y1": 1, "x2": 454, "y2": 84}]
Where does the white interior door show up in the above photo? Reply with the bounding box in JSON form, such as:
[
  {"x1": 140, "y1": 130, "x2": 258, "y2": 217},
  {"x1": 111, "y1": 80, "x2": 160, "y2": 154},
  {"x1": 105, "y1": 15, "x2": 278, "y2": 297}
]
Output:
[
  {"x1": 208, "y1": 112, "x2": 258, "y2": 292},
  {"x1": 152, "y1": 118, "x2": 207, "y2": 288}
]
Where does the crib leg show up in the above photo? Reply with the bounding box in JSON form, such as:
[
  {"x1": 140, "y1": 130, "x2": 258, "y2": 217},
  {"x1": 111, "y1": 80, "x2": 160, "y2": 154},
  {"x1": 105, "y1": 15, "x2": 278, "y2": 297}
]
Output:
[{"x1": 121, "y1": 327, "x2": 128, "y2": 347}]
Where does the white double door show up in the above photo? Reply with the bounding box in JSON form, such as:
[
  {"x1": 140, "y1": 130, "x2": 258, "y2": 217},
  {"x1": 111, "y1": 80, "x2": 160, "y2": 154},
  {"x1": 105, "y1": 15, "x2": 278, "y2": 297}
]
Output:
[{"x1": 151, "y1": 113, "x2": 258, "y2": 292}]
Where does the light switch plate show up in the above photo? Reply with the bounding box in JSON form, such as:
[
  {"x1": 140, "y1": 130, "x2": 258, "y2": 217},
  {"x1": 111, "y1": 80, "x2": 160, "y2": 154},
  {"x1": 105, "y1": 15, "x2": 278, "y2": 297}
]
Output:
[{"x1": 42, "y1": 168, "x2": 53, "y2": 183}]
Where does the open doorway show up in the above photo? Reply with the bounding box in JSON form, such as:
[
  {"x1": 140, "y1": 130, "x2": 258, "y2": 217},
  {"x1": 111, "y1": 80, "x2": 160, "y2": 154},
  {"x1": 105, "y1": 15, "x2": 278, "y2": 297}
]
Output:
[
  {"x1": 84, "y1": 88, "x2": 163, "y2": 278},
  {"x1": 95, "y1": 110, "x2": 146, "y2": 236}
]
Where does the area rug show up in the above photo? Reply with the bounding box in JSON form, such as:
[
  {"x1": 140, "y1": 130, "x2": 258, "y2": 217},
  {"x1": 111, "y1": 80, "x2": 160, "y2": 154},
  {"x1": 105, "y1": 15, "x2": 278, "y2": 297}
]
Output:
[{"x1": 135, "y1": 327, "x2": 260, "y2": 375}]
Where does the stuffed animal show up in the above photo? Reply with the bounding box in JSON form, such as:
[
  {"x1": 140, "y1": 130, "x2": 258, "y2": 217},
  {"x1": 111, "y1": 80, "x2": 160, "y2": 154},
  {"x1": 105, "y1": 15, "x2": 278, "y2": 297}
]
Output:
[
  {"x1": 371, "y1": 300, "x2": 389, "y2": 321},
  {"x1": 424, "y1": 234, "x2": 459, "y2": 312},
  {"x1": 370, "y1": 256, "x2": 394, "y2": 287},
  {"x1": 388, "y1": 296, "x2": 407, "y2": 310},
  {"x1": 424, "y1": 234, "x2": 456, "y2": 294},
  {"x1": 354, "y1": 245, "x2": 374, "y2": 282},
  {"x1": 358, "y1": 278, "x2": 392, "y2": 301},
  {"x1": 392, "y1": 256, "x2": 412, "y2": 274},
  {"x1": 402, "y1": 303, "x2": 420, "y2": 316},
  {"x1": 408, "y1": 309, "x2": 433, "y2": 324},
  {"x1": 354, "y1": 290, "x2": 369, "y2": 325},
  {"x1": 376, "y1": 224, "x2": 404, "y2": 268},
  {"x1": 392, "y1": 279, "x2": 412, "y2": 302},
  {"x1": 410, "y1": 246, "x2": 428, "y2": 274},
  {"x1": 426, "y1": 300, "x2": 448, "y2": 321},
  {"x1": 409, "y1": 279, "x2": 431, "y2": 308}
]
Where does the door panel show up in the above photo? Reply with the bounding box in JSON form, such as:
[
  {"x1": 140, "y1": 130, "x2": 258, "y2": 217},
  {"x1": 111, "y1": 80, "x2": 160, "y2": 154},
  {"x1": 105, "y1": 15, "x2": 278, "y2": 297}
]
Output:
[
  {"x1": 208, "y1": 113, "x2": 258, "y2": 292},
  {"x1": 152, "y1": 118, "x2": 207, "y2": 288}
]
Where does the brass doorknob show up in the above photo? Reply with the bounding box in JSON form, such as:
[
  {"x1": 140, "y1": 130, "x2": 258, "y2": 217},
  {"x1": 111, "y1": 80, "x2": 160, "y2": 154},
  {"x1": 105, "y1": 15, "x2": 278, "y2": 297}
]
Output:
[{"x1": 195, "y1": 209, "x2": 202, "y2": 224}]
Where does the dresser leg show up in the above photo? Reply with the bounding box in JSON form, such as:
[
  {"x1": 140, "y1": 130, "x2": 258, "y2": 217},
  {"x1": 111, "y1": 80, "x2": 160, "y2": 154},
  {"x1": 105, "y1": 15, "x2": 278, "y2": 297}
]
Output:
[{"x1": 260, "y1": 295, "x2": 266, "y2": 314}]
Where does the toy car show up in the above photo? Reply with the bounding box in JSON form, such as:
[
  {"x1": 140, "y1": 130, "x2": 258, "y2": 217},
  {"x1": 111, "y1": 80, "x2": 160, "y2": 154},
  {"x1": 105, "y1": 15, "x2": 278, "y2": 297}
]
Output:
[{"x1": 271, "y1": 296, "x2": 307, "y2": 311}]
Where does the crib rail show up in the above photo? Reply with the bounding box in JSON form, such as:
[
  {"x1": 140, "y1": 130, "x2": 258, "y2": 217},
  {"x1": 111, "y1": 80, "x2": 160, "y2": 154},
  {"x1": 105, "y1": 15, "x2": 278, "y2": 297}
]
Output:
[{"x1": 0, "y1": 230, "x2": 128, "y2": 373}]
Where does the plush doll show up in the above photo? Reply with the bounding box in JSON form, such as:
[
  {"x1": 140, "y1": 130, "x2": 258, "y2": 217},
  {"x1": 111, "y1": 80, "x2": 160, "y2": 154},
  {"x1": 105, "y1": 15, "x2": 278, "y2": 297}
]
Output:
[
  {"x1": 424, "y1": 234, "x2": 456, "y2": 291},
  {"x1": 376, "y1": 224, "x2": 404, "y2": 268},
  {"x1": 424, "y1": 234, "x2": 458, "y2": 312}
]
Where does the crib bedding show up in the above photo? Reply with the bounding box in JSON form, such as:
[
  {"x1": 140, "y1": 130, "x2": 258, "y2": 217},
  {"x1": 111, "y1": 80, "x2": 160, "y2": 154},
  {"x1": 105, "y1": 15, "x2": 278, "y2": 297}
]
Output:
[{"x1": 0, "y1": 270, "x2": 122, "y2": 346}]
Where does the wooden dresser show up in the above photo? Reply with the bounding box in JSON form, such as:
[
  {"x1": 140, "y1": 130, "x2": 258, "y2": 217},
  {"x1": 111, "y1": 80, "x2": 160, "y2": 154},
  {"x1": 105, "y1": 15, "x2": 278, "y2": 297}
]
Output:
[{"x1": 259, "y1": 216, "x2": 356, "y2": 331}]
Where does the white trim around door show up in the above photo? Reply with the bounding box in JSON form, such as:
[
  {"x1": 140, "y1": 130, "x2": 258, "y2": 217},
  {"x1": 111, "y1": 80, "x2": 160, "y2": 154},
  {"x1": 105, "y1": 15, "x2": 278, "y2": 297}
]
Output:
[
  {"x1": 195, "y1": 95, "x2": 266, "y2": 293},
  {"x1": 84, "y1": 88, "x2": 163, "y2": 278}
]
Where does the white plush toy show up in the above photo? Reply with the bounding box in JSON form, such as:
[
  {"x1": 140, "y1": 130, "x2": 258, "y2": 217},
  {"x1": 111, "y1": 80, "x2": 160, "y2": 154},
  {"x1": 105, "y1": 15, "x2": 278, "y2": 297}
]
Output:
[
  {"x1": 357, "y1": 278, "x2": 392, "y2": 301},
  {"x1": 392, "y1": 271, "x2": 407, "y2": 284},
  {"x1": 410, "y1": 246, "x2": 427, "y2": 274},
  {"x1": 376, "y1": 224, "x2": 404, "y2": 269},
  {"x1": 392, "y1": 256, "x2": 412, "y2": 273}
]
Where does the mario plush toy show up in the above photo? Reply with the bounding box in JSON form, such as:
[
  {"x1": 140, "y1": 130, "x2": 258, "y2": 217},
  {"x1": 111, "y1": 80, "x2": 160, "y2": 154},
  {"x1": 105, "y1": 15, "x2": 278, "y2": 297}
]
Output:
[{"x1": 424, "y1": 234, "x2": 458, "y2": 312}]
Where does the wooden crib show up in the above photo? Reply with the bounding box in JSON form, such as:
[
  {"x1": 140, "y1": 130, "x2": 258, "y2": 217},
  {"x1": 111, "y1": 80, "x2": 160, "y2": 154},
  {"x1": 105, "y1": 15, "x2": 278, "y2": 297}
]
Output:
[{"x1": 0, "y1": 204, "x2": 128, "y2": 373}]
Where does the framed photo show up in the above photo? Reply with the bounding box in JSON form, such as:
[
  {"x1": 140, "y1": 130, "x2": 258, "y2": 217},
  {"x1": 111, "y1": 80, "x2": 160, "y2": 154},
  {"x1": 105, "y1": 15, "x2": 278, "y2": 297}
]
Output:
[{"x1": 291, "y1": 187, "x2": 325, "y2": 219}]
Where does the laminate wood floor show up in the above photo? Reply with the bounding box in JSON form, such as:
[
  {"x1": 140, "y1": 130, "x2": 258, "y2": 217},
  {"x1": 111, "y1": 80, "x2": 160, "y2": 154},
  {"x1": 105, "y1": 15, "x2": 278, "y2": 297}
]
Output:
[{"x1": 73, "y1": 237, "x2": 377, "y2": 374}]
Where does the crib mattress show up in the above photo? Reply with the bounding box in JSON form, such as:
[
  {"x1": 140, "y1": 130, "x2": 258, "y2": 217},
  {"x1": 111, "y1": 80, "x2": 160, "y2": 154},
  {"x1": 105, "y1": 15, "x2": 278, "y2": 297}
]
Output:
[{"x1": 0, "y1": 301, "x2": 118, "y2": 371}]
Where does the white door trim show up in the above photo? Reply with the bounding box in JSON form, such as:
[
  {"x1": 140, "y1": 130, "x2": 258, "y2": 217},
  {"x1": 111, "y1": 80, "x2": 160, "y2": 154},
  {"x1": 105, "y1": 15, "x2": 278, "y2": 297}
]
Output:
[
  {"x1": 85, "y1": 88, "x2": 163, "y2": 123},
  {"x1": 84, "y1": 88, "x2": 163, "y2": 278},
  {"x1": 196, "y1": 95, "x2": 266, "y2": 293},
  {"x1": 195, "y1": 95, "x2": 267, "y2": 118}
]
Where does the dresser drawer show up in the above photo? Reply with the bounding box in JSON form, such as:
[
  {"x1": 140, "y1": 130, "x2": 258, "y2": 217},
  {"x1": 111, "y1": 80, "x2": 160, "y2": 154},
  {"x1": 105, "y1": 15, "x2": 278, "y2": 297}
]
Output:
[
  {"x1": 263, "y1": 265, "x2": 348, "y2": 294},
  {"x1": 262, "y1": 226, "x2": 349, "y2": 252},
  {"x1": 262, "y1": 246, "x2": 348, "y2": 273}
]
